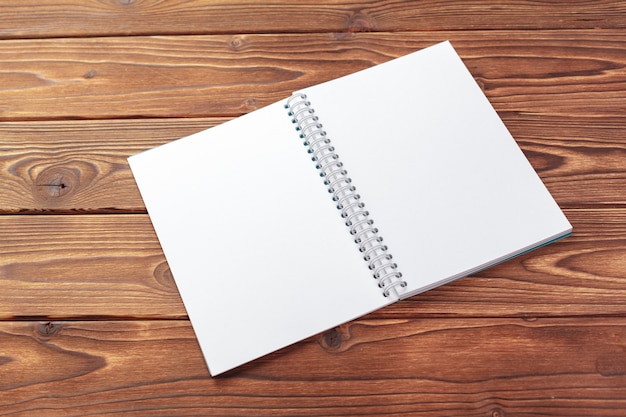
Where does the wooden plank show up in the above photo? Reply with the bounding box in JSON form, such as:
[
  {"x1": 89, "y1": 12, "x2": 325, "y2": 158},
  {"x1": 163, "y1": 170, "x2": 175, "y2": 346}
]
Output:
[
  {"x1": 1, "y1": 113, "x2": 624, "y2": 214},
  {"x1": 0, "y1": 214, "x2": 183, "y2": 320},
  {"x1": 0, "y1": 209, "x2": 624, "y2": 320},
  {"x1": 0, "y1": 31, "x2": 624, "y2": 121},
  {"x1": 2, "y1": 317, "x2": 626, "y2": 416},
  {"x1": 1, "y1": 0, "x2": 625, "y2": 40}
]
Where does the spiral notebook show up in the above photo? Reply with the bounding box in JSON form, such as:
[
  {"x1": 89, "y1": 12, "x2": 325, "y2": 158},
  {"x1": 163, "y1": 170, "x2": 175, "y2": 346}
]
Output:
[{"x1": 128, "y1": 41, "x2": 572, "y2": 376}]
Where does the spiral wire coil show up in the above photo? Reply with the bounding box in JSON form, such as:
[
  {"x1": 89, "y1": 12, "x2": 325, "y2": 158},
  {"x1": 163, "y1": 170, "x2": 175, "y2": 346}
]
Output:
[{"x1": 285, "y1": 93, "x2": 407, "y2": 297}]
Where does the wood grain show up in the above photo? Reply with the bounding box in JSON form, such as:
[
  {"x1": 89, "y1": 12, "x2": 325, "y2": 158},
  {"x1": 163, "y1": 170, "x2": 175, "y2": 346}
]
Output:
[
  {"x1": 0, "y1": 118, "x2": 226, "y2": 213},
  {"x1": 509, "y1": 115, "x2": 626, "y2": 209},
  {"x1": 1, "y1": 1, "x2": 625, "y2": 414},
  {"x1": 2, "y1": 318, "x2": 626, "y2": 416},
  {"x1": 1, "y1": 0, "x2": 625, "y2": 40},
  {"x1": 0, "y1": 32, "x2": 624, "y2": 121},
  {"x1": 0, "y1": 214, "x2": 181, "y2": 320},
  {"x1": 1, "y1": 113, "x2": 624, "y2": 214},
  {"x1": 0, "y1": 209, "x2": 624, "y2": 320}
]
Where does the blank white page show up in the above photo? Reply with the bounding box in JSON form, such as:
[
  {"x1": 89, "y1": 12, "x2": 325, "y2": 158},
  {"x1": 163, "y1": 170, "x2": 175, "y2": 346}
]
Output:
[
  {"x1": 129, "y1": 101, "x2": 389, "y2": 376},
  {"x1": 298, "y1": 41, "x2": 571, "y2": 298}
]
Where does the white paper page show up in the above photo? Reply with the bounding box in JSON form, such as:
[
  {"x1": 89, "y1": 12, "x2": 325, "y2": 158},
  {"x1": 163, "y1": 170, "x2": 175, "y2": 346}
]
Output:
[
  {"x1": 299, "y1": 41, "x2": 571, "y2": 298},
  {"x1": 129, "y1": 101, "x2": 389, "y2": 375}
]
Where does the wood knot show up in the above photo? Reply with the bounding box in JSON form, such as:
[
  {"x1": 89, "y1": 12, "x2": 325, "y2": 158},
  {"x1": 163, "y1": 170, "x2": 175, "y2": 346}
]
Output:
[
  {"x1": 243, "y1": 97, "x2": 258, "y2": 110},
  {"x1": 37, "y1": 322, "x2": 61, "y2": 337},
  {"x1": 325, "y1": 329, "x2": 342, "y2": 348},
  {"x1": 522, "y1": 315, "x2": 538, "y2": 322},
  {"x1": 347, "y1": 11, "x2": 376, "y2": 32},
  {"x1": 229, "y1": 36, "x2": 246, "y2": 50},
  {"x1": 318, "y1": 325, "x2": 352, "y2": 352},
  {"x1": 83, "y1": 69, "x2": 97, "y2": 79},
  {"x1": 153, "y1": 261, "x2": 178, "y2": 291},
  {"x1": 491, "y1": 408, "x2": 505, "y2": 417},
  {"x1": 34, "y1": 166, "x2": 78, "y2": 200}
]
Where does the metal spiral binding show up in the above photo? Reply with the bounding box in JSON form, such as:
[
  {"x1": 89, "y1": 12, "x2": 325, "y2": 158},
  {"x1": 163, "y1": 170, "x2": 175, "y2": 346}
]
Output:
[{"x1": 285, "y1": 93, "x2": 407, "y2": 298}]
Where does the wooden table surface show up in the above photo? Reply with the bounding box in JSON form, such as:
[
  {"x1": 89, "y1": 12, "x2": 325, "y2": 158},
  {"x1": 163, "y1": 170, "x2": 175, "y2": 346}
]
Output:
[{"x1": 1, "y1": 1, "x2": 625, "y2": 416}]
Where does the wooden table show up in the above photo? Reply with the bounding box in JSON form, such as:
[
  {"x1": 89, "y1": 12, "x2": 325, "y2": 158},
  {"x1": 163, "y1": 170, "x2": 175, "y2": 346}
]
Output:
[{"x1": 1, "y1": 2, "x2": 625, "y2": 415}]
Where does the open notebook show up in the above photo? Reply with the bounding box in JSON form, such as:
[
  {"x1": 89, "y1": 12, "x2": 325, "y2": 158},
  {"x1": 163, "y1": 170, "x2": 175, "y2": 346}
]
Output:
[{"x1": 128, "y1": 41, "x2": 572, "y2": 375}]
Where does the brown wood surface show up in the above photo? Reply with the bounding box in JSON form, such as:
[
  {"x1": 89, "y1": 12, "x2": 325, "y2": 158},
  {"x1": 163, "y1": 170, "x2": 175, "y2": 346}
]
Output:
[
  {"x1": 3, "y1": 318, "x2": 626, "y2": 416},
  {"x1": 1, "y1": 1, "x2": 625, "y2": 415},
  {"x1": 1, "y1": 32, "x2": 624, "y2": 121},
  {"x1": 1, "y1": 0, "x2": 625, "y2": 39}
]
